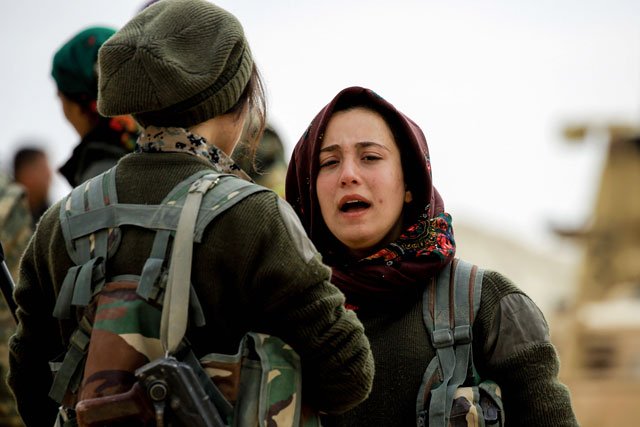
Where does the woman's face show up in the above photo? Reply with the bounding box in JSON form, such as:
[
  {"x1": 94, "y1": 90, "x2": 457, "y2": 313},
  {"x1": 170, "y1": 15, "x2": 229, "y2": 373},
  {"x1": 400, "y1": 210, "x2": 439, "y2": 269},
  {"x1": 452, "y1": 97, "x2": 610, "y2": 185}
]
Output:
[{"x1": 316, "y1": 107, "x2": 411, "y2": 257}]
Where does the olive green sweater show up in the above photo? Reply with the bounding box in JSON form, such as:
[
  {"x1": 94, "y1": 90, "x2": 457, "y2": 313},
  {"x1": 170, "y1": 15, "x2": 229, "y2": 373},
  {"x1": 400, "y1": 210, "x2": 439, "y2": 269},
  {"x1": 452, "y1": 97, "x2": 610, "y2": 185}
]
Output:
[
  {"x1": 322, "y1": 270, "x2": 579, "y2": 427},
  {"x1": 8, "y1": 153, "x2": 374, "y2": 426}
]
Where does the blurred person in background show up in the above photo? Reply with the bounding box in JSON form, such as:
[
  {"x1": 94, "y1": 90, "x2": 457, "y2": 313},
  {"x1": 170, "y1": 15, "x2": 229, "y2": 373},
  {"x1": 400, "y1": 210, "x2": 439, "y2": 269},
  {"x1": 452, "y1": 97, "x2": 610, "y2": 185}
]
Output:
[
  {"x1": 233, "y1": 125, "x2": 288, "y2": 197},
  {"x1": 13, "y1": 147, "x2": 52, "y2": 225},
  {"x1": 52, "y1": 26, "x2": 138, "y2": 188},
  {"x1": 0, "y1": 173, "x2": 31, "y2": 427}
]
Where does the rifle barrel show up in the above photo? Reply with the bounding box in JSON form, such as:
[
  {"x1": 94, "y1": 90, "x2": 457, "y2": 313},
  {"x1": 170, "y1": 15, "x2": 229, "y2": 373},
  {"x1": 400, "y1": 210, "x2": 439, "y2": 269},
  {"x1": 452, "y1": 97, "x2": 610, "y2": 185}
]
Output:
[{"x1": 0, "y1": 243, "x2": 18, "y2": 323}]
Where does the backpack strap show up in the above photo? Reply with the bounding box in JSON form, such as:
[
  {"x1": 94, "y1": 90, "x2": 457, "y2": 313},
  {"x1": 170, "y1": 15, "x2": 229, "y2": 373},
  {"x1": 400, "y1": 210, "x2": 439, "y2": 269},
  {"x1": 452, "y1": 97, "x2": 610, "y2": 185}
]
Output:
[
  {"x1": 55, "y1": 168, "x2": 264, "y2": 318},
  {"x1": 54, "y1": 168, "x2": 120, "y2": 319},
  {"x1": 58, "y1": 171, "x2": 263, "y2": 244},
  {"x1": 50, "y1": 166, "x2": 269, "y2": 405},
  {"x1": 156, "y1": 171, "x2": 268, "y2": 354},
  {"x1": 136, "y1": 169, "x2": 214, "y2": 302},
  {"x1": 416, "y1": 258, "x2": 484, "y2": 427},
  {"x1": 189, "y1": 169, "x2": 269, "y2": 242},
  {"x1": 49, "y1": 317, "x2": 94, "y2": 403},
  {"x1": 59, "y1": 166, "x2": 120, "y2": 264},
  {"x1": 161, "y1": 173, "x2": 219, "y2": 355}
]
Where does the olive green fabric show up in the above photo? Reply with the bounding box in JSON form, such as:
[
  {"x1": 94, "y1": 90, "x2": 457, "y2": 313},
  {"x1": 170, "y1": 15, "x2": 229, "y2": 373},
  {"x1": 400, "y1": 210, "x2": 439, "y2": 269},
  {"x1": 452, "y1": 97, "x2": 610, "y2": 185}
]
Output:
[
  {"x1": 8, "y1": 152, "x2": 374, "y2": 426},
  {"x1": 321, "y1": 271, "x2": 578, "y2": 427},
  {"x1": 51, "y1": 26, "x2": 116, "y2": 100},
  {"x1": 97, "y1": 0, "x2": 253, "y2": 127}
]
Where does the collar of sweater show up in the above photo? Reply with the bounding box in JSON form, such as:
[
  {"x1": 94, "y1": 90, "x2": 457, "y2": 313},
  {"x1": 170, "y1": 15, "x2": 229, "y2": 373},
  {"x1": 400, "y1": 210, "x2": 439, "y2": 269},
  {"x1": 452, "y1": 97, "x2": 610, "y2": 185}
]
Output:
[{"x1": 135, "y1": 125, "x2": 252, "y2": 180}]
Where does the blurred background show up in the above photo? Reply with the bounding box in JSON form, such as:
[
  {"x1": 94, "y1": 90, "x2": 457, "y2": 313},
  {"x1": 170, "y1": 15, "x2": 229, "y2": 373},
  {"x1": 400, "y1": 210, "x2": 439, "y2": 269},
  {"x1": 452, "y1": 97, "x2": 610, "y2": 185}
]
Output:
[{"x1": 1, "y1": 1, "x2": 639, "y2": 425}]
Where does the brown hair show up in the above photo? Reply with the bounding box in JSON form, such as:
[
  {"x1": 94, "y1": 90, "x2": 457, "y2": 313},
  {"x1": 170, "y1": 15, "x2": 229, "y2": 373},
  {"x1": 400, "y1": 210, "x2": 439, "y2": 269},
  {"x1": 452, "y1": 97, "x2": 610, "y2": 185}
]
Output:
[{"x1": 225, "y1": 63, "x2": 267, "y2": 163}]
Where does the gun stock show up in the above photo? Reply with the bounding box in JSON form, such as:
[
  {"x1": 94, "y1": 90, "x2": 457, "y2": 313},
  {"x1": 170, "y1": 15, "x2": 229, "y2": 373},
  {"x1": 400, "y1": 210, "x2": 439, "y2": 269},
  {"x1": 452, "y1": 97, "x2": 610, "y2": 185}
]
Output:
[{"x1": 75, "y1": 382, "x2": 156, "y2": 426}]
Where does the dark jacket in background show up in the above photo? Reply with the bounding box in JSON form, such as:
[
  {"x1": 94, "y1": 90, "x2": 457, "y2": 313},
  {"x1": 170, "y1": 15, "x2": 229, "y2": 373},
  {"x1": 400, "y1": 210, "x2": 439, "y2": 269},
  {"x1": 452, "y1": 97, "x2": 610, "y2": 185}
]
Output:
[{"x1": 58, "y1": 118, "x2": 136, "y2": 188}]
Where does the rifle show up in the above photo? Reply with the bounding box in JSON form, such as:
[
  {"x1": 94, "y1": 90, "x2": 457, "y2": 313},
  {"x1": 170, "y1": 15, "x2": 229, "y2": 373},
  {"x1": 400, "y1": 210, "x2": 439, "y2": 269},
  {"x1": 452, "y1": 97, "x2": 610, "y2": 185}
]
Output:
[
  {"x1": 74, "y1": 356, "x2": 227, "y2": 427},
  {"x1": 0, "y1": 242, "x2": 18, "y2": 323}
]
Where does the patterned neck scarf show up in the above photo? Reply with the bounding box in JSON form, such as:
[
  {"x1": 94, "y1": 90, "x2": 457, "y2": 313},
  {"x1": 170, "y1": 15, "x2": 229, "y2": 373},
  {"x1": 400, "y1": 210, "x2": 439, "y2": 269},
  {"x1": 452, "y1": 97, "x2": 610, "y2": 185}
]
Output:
[
  {"x1": 136, "y1": 125, "x2": 252, "y2": 181},
  {"x1": 363, "y1": 211, "x2": 454, "y2": 264},
  {"x1": 286, "y1": 87, "x2": 456, "y2": 310},
  {"x1": 328, "y1": 209, "x2": 455, "y2": 310}
]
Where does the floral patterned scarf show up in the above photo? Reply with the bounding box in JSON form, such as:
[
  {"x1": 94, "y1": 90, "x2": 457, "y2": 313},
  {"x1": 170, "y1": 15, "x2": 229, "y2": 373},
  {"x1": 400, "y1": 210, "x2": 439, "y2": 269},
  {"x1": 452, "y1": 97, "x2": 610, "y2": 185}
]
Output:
[
  {"x1": 286, "y1": 87, "x2": 456, "y2": 309},
  {"x1": 328, "y1": 210, "x2": 455, "y2": 309},
  {"x1": 136, "y1": 125, "x2": 252, "y2": 180}
]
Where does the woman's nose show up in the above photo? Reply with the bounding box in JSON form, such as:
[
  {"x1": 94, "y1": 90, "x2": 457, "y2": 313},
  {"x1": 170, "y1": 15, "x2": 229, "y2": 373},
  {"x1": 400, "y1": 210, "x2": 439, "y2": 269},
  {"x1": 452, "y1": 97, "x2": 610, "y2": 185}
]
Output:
[{"x1": 339, "y1": 160, "x2": 360, "y2": 186}]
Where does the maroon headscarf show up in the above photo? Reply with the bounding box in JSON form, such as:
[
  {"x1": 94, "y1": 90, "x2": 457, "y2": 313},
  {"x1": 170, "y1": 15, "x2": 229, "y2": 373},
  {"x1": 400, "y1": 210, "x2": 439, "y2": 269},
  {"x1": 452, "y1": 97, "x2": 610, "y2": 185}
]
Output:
[{"x1": 286, "y1": 87, "x2": 455, "y2": 308}]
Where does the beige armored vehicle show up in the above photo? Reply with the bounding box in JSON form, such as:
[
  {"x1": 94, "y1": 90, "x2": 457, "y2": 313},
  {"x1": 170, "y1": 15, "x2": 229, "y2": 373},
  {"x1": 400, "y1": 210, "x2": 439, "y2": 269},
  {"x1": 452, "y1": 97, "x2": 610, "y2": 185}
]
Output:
[{"x1": 554, "y1": 124, "x2": 640, "y2": 427}]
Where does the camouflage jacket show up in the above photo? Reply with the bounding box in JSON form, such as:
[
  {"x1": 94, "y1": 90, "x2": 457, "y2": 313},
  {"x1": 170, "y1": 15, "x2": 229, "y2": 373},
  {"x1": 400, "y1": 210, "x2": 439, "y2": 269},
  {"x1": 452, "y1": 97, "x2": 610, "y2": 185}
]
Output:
[
  {"x1": 8, "y1": 153, "x2": 374, "y2": 426},
  {"x1": 0, "y1": 174, "x2": 32, "y2": 427},
  {"x1": 0, "y1": 175, "x2": 32, "y2": 278}
]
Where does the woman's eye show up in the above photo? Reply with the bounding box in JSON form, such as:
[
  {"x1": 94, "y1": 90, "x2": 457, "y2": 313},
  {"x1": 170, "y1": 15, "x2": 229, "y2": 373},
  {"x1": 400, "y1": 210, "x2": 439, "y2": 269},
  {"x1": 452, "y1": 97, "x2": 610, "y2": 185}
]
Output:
[
  {"x1": 319, "y1": 159, "x2": 338, "y2": 168},
  {"x1": 362, "y1": 155, "x2": 382, "y2": 162}
]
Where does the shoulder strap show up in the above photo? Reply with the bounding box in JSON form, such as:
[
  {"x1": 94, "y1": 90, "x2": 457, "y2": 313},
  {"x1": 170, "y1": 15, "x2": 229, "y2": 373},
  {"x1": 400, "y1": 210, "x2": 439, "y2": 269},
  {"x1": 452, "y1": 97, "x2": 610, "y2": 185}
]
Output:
[
  {"x1": 55, "y1": 168, "x2": 267, "y2": 318},
  {"x1": 59, "y1": 166, "x2": 120, "y2": 264},
  {"x1": 136, "y1": 169, "x2": 215, "y2": 302},
  {"x1": 160, "y1": 173, "x2": 218, "y2": 355},
  {"x1": 51, "y1": 167, "x2": 269, "y2": 404},
  {"x1": 416, "y1": 258, "x2": 484, "y2": 427},
  {"x1": 54, "y1": 168, "x2": 119, "y2": 319},
  {"x1": 159, "y1": 172, "x2": 270, "y2": 354}
]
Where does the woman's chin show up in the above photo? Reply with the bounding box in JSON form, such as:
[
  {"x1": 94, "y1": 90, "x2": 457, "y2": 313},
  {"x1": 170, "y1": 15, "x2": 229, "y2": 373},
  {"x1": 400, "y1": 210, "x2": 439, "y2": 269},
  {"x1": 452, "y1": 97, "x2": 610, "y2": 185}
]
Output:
[{"x1": 339, "y1": 239, "x2": 381, "y2": 260}]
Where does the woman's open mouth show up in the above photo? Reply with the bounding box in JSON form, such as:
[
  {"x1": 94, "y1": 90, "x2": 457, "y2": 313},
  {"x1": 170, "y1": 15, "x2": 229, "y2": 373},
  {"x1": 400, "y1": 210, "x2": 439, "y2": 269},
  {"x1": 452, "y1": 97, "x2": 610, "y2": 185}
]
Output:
[
  {"x1": 339, "y1": 196, "x2": 371, "y2": 213},
  {"x1": 340, "y1": 200, "x2": 370, "y2": 212}
]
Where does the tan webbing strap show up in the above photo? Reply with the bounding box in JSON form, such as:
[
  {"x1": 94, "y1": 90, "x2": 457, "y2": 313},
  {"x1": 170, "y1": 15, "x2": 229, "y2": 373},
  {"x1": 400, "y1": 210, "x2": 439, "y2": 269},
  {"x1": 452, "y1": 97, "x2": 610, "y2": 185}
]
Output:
[{"x1": 160, "y1": 174, "x2": 220, "y2": 354}]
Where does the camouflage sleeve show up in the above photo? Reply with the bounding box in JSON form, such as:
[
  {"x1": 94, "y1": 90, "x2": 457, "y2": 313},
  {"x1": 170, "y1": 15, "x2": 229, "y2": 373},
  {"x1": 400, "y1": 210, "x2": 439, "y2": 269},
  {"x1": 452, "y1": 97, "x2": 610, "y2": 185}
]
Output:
[
  {"x1": 244, "y1": 196, "x2": 374, "y2": 415},
  {"x1": 0, "y1": 179, "x2": 33, "y2": 426},
  {"x1": 0, "y1": 180, "x2": 32, "y2": 279},
  {"x1": 477, "y1": 271, "x2": 579, "y2": 427},
  {"x1": 7, "y1": 205, "x2": 65, "y2": 426}
]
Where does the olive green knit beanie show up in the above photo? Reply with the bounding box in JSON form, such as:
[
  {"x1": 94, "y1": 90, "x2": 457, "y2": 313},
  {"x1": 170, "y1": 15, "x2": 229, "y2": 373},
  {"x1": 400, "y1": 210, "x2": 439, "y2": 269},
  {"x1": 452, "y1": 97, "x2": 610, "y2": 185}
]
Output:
[{"x1": 97, "y1": 0, "x2": 253, "y2": 128}]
